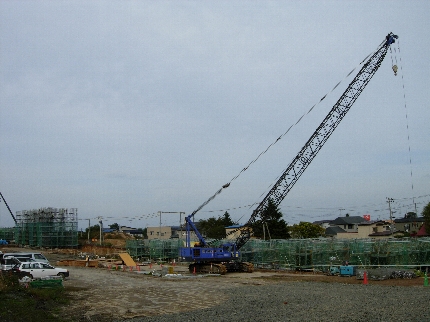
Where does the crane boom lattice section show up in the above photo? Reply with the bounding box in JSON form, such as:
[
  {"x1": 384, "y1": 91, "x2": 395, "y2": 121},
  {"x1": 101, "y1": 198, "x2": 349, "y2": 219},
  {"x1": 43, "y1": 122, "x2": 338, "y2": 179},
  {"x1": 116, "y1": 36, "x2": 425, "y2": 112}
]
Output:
[{"x1": 235, "y1": 35, "x2": 395, "y2": 250}]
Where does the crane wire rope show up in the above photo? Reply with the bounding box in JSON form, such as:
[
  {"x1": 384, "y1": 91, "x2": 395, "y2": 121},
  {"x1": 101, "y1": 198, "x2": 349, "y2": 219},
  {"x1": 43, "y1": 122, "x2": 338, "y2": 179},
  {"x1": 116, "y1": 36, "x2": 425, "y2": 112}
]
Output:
[
  {"x1": 391, "y1": 39, "x2": 416, "y2": 214},
  {"x1": 80, "y1": 193, "x2": 430, "y2": 224},
  {"x1": 222, "y1": 40, "x2": 413, "y2": 224},
  {"x1": 190, "y1": 42, "x2": 386, "y2": 217}
]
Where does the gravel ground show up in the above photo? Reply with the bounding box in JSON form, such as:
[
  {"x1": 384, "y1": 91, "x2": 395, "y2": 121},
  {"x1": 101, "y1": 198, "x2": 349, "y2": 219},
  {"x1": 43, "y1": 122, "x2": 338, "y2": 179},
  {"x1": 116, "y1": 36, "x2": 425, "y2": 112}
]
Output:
[
  {"x1": 3, "y1": 247, "x2": 429, "y2": 322},
  {"x1": 60, "y1": 266, "x2": 429, "y2": 322},
  {"x1": 125, "y1": 282, "x2": 430, "y2": 322}
]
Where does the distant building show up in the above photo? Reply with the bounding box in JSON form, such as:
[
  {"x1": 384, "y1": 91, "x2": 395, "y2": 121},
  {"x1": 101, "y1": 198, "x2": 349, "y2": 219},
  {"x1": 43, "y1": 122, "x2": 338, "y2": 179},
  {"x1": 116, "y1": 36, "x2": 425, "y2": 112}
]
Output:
[
  {"x1": 313, "y1": 220, "x2": 332, "y2": 229},
  {"x1": 119, "y1": 226, "x2": 136, "y2": 232},
  {"x1": 330, "y1": 215, "x2": 367, "y2": 233},
  {"x1": 325, "y1": 226, "x2": 346, "y2": 237},
  {"x1": 146, "y1": 226, "x2": 193, "y2": 240},
  {"x1": 333, "y1": 220, "x2": 402, "y2": 239},
  {"x1": 393, "y1": 217, "x2": 424, "y2": 234},
  {"x1": 119, "y1": 226, "x2": 143, "y2": 237}
]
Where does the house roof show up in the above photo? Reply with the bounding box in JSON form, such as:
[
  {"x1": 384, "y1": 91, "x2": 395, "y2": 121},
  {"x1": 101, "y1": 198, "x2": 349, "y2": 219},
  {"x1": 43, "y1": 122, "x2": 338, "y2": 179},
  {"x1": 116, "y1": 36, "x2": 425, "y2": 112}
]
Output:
[
  {"x1": 394, "y1": 217, "x2": 425, "y2": 223},
  {"x1": 368, "y1": 231, "x2": 393, "y2": 237},
  {"x1": 225, "y1": 225, "x2": 244, "y2": 229},
  {"x1": 313, "y1": 220, "x2": 332, "y2": 225},
  {"x1": 358, "y1": 220, "x2": 390, "y2": 226},
  {"x1": 416, "y1": 224, "x2": 428, "y2": 236},
  {"x1": 325, "y1": 226, "x2": 346, "y2": 236},
  {"x1": 331, "y1": 216, "x2": 366, "y2": 225}
]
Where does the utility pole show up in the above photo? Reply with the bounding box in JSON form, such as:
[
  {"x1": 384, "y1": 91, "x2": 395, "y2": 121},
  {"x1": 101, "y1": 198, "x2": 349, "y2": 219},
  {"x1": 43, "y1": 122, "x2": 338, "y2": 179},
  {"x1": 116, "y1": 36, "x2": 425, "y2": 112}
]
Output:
[
  {"x1": 98, "y1": 216, "x2": 103, "y2": 245},
  {"x1": 87, "y1": 219, "x2": 90, "y2": 244},
  {"x1": 387, "y1": 198, "x2": 394, "y2": 235},
  {"x1": 158, "y1": 211, "x2": 185, "y2": 239},
  {"x1": 179, "y1": 212, "x2": 185, "y2": 240},
  {"x1": 157, "y1": 211, "x2": 161, "y2": 239}
]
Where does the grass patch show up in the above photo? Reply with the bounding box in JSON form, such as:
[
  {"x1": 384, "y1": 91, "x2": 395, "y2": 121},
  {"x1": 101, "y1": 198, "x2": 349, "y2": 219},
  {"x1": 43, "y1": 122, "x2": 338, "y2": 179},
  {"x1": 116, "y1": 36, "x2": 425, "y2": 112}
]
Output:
[{"x1": 0, "y1": 273, "x2": 70, "y2": 322}]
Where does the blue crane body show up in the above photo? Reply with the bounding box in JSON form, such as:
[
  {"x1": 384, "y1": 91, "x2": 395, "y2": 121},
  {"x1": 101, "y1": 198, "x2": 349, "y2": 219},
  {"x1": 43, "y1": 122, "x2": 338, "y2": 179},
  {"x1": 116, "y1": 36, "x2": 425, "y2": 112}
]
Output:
[{"x1": 180, "y1": 33, "x2": 398, "y2": 274}]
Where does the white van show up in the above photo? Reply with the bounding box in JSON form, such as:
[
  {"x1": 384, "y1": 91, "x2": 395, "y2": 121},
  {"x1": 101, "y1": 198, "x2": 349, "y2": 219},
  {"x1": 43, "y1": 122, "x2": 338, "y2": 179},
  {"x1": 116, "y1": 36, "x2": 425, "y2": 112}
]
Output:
[{"x1": 1, "y1": 252, "x2": 49, "y2": 264}]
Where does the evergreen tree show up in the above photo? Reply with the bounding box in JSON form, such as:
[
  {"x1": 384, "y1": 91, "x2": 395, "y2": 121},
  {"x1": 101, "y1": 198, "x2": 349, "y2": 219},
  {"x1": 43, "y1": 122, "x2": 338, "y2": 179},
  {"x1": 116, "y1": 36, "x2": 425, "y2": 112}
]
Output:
[
  {"x1": 422, "y1": 202, "x2": 430, "y2": 235},
  {"x1": 198, "y1": 212, "x2": 235, "y2": 239},
  {"x1": 251, "y1": 199, "x2": 290, "y2": 239},
  {"x1": 109, "y1": 223, "x2": 120, "y2": 231}
]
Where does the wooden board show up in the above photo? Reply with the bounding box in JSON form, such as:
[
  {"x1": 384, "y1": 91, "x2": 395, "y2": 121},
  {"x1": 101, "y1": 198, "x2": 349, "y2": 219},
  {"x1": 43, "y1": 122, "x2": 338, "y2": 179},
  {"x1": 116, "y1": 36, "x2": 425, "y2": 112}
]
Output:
[{"x1": 119, "y1": 253, "x2": 136, "y2": 266}]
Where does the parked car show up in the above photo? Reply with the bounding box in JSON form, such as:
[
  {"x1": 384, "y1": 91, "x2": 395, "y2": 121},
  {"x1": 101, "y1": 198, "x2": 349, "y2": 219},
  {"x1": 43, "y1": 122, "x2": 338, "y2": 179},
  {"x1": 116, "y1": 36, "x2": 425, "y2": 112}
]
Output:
[
  {"x1": 0, "y1": 256, "x2": 27, "y2": 271},
  {"x1": 1, "y1": 252, "x2": 49, "y2": 264},
  {"x1": 11, "y1": 261, "x2": 69, "y2": 279}
]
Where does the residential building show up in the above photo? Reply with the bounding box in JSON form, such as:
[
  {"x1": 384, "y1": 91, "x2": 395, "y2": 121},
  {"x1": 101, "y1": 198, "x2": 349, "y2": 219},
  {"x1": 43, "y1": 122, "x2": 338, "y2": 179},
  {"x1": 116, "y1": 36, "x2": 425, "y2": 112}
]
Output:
[
  {"x1": 313, "y1": 220, "x2": 332, "y2": 229},
  {"x1": 334, "y1": 220, "x2": 401, "y2": 239},
  {"x1": 325, "y1": 226, "x2": 346, "y2": 237},
  {"x1": 393, "y1": 217, "x2": 424, "y2": 234},
  {"x1": 146, "y1": 226, "x2": 193, "y2": 240},
  {"x1": 330, "y1": 215, "x2": 366, "y2": 232}
]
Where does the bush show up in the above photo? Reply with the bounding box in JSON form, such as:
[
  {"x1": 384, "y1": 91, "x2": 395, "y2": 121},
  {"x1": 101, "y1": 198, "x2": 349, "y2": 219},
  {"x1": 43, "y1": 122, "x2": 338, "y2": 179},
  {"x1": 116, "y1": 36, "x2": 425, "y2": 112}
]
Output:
[{"x1": 0, "y1": 273, "x2": 69, "y2": 321}]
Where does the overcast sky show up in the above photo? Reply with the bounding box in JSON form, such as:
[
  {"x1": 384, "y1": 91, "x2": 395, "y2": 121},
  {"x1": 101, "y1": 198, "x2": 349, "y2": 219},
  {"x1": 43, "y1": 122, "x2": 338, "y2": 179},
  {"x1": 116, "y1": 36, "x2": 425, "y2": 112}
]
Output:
[{"x1": 1, "y1": 1, "x2": 429, "y2": 230}]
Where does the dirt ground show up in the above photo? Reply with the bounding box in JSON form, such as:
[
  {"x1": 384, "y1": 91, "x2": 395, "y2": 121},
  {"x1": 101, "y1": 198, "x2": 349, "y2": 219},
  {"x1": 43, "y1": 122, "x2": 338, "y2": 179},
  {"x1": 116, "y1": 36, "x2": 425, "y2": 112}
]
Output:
[{"x1": 2, "y1": 246, "x2": 426, "y2": 321}]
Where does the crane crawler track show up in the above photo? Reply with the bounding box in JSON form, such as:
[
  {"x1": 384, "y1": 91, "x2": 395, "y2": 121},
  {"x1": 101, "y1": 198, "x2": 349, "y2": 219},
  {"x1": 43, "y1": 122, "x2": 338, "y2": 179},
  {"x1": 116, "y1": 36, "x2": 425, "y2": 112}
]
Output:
[{"x1": 189, "y1": 263, "x2": 227, "y2": 275}]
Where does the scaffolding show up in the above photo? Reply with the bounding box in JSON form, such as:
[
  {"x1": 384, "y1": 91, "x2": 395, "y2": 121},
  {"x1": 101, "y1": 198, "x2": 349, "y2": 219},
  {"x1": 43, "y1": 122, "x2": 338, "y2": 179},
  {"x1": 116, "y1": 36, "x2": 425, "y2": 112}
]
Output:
[
  {"x1": 126, "y1": 239, "x2": 150, "y2": 259},
  {"x1": 14, "y1": 207, "x2": 78, "y2": 248},
  {"x1": 127, "y1": 237, "x2": 430, "y2": 269},
  {"x1": 0, "y1": 227, "x2": 14, "y2": 242},
  {"x1": 239, "y1": 238, "x2": 430, "y2": 270},
  {"x1": 126, "y1": 239, "x2": 184, "y2": 261}
]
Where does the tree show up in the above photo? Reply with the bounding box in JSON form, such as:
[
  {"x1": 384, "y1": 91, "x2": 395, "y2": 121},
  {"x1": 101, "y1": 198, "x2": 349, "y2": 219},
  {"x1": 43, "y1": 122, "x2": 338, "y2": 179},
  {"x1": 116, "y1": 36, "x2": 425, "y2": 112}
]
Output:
[
  {"x1": 251, "y1": 199, "x2": 290, "y2": 239},
  {"x1": 83, "y1": 224, "x2": 101, "y2": 240},
  {"x1": 197, "y1": 212, "x2": 235, "y2": 239},
  {"x1": 290, "y1": 222, "x2": 325, "y2": 239},
  {"x1": 220, "y1": 211, "x2": 235, "y2": 227},
  {"x1": 405, "y1": 212, "x2": 417, "y2": 219},
  {"x1": 422, "y1": 202, "x2": 430, "y2": 235},
  {"x1": 109, "y1": 223, "x2": 120, "y2": 231},
  {"x1": 135, "y1": 228, "x2": 147, "y2": 239}
]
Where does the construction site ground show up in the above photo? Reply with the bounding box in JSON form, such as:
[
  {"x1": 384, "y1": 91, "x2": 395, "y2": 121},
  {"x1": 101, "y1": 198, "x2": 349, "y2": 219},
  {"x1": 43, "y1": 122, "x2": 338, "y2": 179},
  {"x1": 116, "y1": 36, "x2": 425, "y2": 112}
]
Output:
[{"x1": 2, "y1": 247, "x2": 427, "y2": 321}]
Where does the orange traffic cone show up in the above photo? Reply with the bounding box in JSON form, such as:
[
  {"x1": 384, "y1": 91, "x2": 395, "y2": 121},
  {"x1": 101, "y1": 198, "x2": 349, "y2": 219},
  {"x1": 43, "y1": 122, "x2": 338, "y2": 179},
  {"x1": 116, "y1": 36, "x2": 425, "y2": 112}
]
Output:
[
  {"x1": 363, "y1": 271, "x2": 368, "y2": 285},
  {"x1": 193, "y1": 266, "x2": 196, "y2": 275}
]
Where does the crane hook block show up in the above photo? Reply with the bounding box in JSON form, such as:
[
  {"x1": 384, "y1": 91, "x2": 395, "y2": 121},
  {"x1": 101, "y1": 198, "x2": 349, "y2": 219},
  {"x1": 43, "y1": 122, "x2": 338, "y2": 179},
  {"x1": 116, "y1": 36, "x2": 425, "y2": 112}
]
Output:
[
  {"x1": 222, "y1": 183, "x2": 230, "y2": 188},
  {"x1": 392, "y1": 65, "x2": 398, "y2": 76}
]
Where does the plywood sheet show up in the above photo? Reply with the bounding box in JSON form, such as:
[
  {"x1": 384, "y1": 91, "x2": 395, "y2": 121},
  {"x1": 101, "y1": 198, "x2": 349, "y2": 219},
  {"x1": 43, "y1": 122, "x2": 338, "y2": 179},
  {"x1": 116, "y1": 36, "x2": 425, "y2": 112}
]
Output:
[{"x1": 119, "y1": 253, "x2": 136, "y2": 266}]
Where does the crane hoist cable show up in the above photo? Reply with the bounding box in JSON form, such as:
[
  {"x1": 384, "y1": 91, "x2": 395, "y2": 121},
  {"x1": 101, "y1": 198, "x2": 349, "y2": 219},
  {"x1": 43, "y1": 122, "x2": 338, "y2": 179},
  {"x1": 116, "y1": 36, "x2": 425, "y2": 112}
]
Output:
[{"x1": 189, "y1": 34, "x2": 396, "y2": 218}]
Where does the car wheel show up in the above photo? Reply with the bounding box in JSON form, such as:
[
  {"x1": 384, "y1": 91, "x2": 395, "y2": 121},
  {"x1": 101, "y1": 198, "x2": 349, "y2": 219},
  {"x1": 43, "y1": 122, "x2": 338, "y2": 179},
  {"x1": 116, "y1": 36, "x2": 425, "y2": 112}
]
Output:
[
  {"x1": 57, "y1": 273, "x2": 66, "y2": 279},
  {"x1": 21, "y1": 272, "x2": 32, "y2": 279}
]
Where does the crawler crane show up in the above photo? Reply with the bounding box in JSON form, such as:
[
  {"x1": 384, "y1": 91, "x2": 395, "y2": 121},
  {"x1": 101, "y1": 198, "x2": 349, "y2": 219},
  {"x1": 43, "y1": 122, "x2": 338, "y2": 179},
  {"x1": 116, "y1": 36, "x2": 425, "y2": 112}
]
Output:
[{"x1": 180, "y1": 33, "x2": 399, "y2": 274}]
